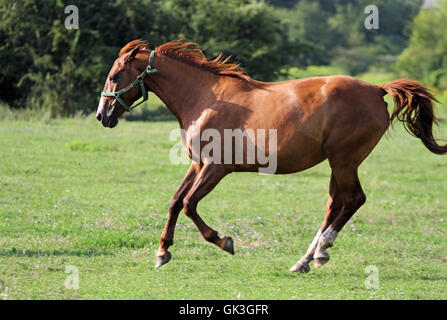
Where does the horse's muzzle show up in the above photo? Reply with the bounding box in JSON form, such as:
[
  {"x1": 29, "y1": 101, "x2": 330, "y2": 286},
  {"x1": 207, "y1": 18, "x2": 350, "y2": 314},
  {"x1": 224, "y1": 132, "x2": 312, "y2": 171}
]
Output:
[
  {"x1": 97, "y1": 104, "x2": 119, "y2": 128},
  {"x1": 96, "y1": 112, "x2": 118, "y2": 128},
  {"x1": 106, "y1": 117, "x2": 118, "y2": 128}
]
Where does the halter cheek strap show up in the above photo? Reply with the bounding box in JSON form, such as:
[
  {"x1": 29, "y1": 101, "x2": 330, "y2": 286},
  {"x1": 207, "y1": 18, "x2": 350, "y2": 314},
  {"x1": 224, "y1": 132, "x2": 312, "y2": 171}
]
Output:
[{"x1": 101, "y1": 50, "x2": 158, "y2": 112}]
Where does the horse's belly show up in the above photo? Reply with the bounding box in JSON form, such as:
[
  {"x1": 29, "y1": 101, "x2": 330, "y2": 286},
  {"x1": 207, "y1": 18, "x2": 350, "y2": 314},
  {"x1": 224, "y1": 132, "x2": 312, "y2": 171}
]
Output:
[
  {"x1": 231, "y1": 131, "x2": 326, "y2": 174},
  {"x1": 234, "y1": 108, "x2": 327, "y2": 174},
  {"x1": 274, "y1": 135, "x2": 326, "y2": 174}
]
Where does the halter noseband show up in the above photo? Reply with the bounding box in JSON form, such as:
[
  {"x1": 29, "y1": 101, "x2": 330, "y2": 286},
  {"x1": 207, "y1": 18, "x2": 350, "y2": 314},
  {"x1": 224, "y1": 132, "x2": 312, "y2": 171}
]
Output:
[{"x1": 101, "y1": 50, "x2": 158, "y2": 112}]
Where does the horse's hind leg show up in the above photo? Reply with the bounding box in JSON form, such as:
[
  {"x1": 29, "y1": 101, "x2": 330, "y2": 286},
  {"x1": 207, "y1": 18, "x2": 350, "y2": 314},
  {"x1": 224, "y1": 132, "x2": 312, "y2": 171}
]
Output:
[
  {"x1": 313, "y1": 167, "x2": 365, "y2": 268},
  {"x1": 290, "y1": 173, "x2": 343, "y2": 273},
  {"x1": 182, "y1": 164, "x2": 234, "y2": 254},
  {"x1": 155, "y1": 164, "x2": 201, "y2": 268},
  {"x1": 310, "y1": 98, "x2": 389, "y2": 269}
]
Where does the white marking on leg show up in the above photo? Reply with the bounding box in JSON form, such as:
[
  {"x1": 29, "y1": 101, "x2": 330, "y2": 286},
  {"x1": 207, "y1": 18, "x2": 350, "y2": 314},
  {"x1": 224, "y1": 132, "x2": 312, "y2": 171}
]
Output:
[
  {"x1": 306, "y1": 229, "x2": 322, "y2": 255},
  {"x1": 290, "y1": 229, "x2": 322, "y2": 273},
  {"x1": 321, "y1": 225, "x2": 338, "y2": 245},
  {"x1": 313, "y1": 225, "x2": 338, "y2": 268}
]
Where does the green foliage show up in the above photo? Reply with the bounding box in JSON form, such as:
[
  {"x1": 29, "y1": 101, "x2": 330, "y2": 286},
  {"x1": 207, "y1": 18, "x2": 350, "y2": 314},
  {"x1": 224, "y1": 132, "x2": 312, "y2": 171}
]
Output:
[
  {"x1": 278, "y1": 65, "x2": 347, "y2": 80},
  {"x1": 278, "y1": 0, "x2": 422, "y2": 74},
  {"x1": 279, "y1": 0, "x2": 333, "y2": 66},
  {"x1": 158, "y1": 0, "x2": 303, "y2": 80},
  {"x1": 268, "y1": 0, "x2": 299, "y2": 8},
  {"x1": 396, "y1": 0, "x2": 447, "y2": 89},
  {"x1": 279, "y1": 65, "x2": 396, "y2": 87},
  {"x1": 0, "y1": 0, "x2": 304, "y2": 116},
  {"x1": 0, "y1": 0, "x2": 434, "y2": 117},
  {"x1": 356, "y1": 68, "x2": 396, "y2": 85}
]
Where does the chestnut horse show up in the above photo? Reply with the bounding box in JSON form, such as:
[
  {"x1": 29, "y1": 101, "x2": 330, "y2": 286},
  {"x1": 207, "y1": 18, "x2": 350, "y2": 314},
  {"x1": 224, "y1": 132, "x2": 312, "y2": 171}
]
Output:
[{"x1": 97, "y1": 40, "x2": 446, "y2": 273}]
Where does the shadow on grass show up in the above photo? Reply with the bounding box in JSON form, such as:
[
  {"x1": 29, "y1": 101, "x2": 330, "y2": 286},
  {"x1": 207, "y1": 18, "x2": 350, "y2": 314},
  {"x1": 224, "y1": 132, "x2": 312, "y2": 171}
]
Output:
[{"x1": 0, "y1": 248, "x2": 114, "y2": 257}]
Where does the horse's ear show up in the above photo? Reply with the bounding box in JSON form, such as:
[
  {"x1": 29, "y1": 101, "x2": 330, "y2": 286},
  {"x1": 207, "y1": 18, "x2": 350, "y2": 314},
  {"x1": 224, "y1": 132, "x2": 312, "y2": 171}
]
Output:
[{"x1": 124, "y1": 46, "x2": 140, "y2": 63}]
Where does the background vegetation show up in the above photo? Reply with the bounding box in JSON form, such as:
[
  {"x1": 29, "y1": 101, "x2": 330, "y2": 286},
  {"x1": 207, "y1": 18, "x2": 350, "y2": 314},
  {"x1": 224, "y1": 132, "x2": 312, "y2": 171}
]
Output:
[
  {"x1": 0, "y1": 114, "x2": 446, "y2": 299},
  {"x1": 1, "y1": 0, "x2": 446, "y2": 118},
  {"x1": 1, "y1": 0, "x2": 447, "y2": 300}
]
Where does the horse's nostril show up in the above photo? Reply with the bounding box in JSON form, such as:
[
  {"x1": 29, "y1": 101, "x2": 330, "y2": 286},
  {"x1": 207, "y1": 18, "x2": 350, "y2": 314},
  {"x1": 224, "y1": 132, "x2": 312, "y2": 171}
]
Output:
[{"x1": 96, "y1": 113, "x2": 102, "y2": 122}]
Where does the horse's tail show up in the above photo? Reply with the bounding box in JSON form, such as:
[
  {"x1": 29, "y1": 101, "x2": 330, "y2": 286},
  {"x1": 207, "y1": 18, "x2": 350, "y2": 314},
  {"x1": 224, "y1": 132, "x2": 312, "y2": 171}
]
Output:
[{"x1": 380, "y1": 79, "x2": 447, "y2": 155}]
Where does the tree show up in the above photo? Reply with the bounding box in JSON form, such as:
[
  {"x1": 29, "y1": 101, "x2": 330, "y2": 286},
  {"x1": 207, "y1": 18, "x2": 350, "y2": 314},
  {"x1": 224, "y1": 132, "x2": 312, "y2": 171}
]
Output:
[
  {"x1": 279, "y1": 0, "x2": 422, "y2": 74},
  {"x1": 158, "y1": 0, "x2": 303, "y2": 80},
  {"x1": 396, "y1": 0, "x2": 447, "y2": 89},
  {"x1": 0, "y1": 0, "x2": 305, "y2": 116}
]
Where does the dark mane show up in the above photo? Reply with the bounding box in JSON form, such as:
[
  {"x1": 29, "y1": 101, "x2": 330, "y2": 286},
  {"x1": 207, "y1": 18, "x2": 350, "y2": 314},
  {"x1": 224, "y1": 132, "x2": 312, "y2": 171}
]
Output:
[{"x1": 118, "y1": 39, "x2": 252, "y2": 82}]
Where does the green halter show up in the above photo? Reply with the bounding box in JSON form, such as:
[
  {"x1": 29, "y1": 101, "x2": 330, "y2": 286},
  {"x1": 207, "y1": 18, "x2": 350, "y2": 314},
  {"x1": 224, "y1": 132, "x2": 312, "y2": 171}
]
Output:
[{"x1": 101, "y1": 50, "x2": 158, "y2": 112}]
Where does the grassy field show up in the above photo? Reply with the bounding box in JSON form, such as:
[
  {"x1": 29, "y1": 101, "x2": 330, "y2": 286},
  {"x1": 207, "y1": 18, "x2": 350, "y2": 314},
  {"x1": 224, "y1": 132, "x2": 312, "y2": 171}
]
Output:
[{"x1": 0, "y1": 109, "x2": 446, "y2": 299}]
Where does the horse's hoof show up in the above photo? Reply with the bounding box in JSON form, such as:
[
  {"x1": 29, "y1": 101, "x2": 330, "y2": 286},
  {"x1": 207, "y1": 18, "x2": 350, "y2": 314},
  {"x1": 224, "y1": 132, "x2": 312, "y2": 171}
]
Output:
[
  {"x1": 222, "y1": 236, "x2": 235, "y2": 255},
  {"x1": 154, "y1": 251, "x2": 171, "y2": 269},
  {"x1": 313, "y1": 252, "x2": 329, "y2": 269},
  {"x1": 289, "y1": 261, "x2": 311, "y2": 273}
]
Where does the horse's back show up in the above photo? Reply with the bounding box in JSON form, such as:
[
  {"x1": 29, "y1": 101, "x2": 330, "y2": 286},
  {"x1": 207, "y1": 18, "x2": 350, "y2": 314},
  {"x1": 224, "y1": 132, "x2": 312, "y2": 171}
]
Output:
[
  {"x1": 275, "y1": 75, "x2": 389, "y2": 131},
  {"x1": 249, "y1": 75, "x2": 390, "y2": 173}
]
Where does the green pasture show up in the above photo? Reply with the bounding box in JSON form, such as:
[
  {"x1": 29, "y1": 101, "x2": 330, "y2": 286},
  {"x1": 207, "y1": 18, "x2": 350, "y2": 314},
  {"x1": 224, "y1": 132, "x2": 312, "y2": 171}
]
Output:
[{"x1": 0, "y1": 108, "x2": 446, "y2": 299}]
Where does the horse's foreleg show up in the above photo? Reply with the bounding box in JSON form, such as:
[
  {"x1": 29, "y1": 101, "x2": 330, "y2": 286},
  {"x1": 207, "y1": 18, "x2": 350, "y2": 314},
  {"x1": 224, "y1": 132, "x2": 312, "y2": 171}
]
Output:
[
  {"x1": 155, "y1": 164, "x2": 201, "y2": 268},
  {"x1": 290, "y1": 173, "x2": 343, "y2": 273},
  {"x1": 182, "y1": 164, "x2": 234, "y2": 254},
  {"x1": 313, "y1": 167, "x2": 366, "y2": 269}
]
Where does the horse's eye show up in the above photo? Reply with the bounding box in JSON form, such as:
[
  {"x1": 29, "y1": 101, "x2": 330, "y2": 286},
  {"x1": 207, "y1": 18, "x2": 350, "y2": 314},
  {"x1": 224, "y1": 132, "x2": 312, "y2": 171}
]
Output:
[{"x1": 109, "y1": 75, "x2": 118, "y2": 83}]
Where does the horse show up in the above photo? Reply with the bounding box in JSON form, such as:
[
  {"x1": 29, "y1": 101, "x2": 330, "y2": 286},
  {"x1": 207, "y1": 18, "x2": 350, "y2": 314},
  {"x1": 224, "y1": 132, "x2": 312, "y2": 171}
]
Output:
[{"x1": 96, "y1": 39, "x2": 446, "y2": 273}]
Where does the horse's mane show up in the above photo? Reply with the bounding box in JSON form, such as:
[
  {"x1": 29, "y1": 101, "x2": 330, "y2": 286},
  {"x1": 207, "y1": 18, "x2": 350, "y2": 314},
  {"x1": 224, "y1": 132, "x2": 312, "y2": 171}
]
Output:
[
  {"x1": 119, "y1": 39, "x2": 150, "y2": 57},
  {"x1": 119, "y1": 39, "x2": 252, "y2": 82}
]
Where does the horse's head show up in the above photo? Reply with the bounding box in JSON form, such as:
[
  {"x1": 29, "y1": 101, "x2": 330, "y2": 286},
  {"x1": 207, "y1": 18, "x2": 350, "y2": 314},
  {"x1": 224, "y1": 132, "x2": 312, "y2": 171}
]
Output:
[{"x1": 97, "y1": 41, "x2": 155, "y2": 128}]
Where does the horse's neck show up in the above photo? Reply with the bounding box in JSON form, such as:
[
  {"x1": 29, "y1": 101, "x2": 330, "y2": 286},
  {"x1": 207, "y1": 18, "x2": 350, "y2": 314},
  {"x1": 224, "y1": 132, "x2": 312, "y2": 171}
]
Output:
[{"x1": 146, "y1": 54, "x2": 219, "y2": 129}]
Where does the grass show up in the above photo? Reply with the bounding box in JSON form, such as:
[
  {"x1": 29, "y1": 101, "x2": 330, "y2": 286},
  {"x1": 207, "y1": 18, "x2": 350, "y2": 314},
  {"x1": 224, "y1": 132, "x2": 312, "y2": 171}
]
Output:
[{"x1": 0, "y1": 107, "x2": 446, "y2": 300}]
